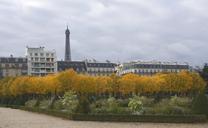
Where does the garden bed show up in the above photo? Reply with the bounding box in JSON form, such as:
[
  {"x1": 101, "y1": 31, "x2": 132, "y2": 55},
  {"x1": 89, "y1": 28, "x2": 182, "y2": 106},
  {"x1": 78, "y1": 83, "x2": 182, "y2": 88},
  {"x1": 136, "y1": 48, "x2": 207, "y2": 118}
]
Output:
[{"x1": 19, "y1": 106, "x2": 207, "y2": 123}]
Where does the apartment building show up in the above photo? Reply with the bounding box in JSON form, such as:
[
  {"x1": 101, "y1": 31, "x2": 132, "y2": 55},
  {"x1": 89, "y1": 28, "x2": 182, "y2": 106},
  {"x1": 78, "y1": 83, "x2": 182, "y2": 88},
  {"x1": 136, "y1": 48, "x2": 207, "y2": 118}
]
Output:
[
  {"x1": 118, "y1": 61, "x2": 189, "y2": 76},
  {"x1": 26, "y1": 47, "x2": 57, "y2": 76},
  {"x1": 0, "y1": 55, "x2": 27, "y2": 78}
]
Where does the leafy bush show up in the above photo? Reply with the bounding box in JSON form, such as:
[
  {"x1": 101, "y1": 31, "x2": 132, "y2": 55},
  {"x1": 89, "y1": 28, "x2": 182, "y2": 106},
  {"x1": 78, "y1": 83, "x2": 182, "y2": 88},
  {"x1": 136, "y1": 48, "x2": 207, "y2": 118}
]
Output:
[
  {"x1": 147, "y1": 97, "x2": 193, "y2": 115},
  {"x1": 92, "y1": 97, "x2": 120, "y2": 114},
  {"x1": 100, "y1": 97, "x2": 132, "y2": 114},
  {"x1": 25, "y1": 99, "x2": 38, "y2": 108},
  {"x1": 138, "y1": 96, "x2": 154, "y2": 107},
  {"x1": 90, "y1": 97, "x2": 131, "y2": 114},
  {"x1": 169, "y1": 96, "x2": 192, "y2": 108},
  {"x1": 62, "y1": 91, "x2": 79, "y2": 113},
  {"x1": 91, "y1": 107, "x2": 131, "y2": 114},
  {"x1": 128, "y1": 96, "x2": 143, "y2": 114},
  {"x1": 106, "y1": 97, "x2": 119, "y2": 112},
  {"x1": 90, "y1": 99, "x2": 107, "y2": 114},
  {"x1": 39, "y1": 100, "x2": 50, "y2": 109},
  {"x1": 192, "y1": 93, "x2": 208, "y2": 116},
  {"x1": 91, "y1": 107, "x2": 107, "y2": 114},
  {"x1": 150, "y1": 106, "x2": 192, "y2": 115},
  {"x1": 53, "y1": 99, "x2": 64, "y2": 110},
  {"x1": 117, "y1": 99, "x2": 129, "y2": 107},
  {"x1": 76, "y1": 95, "x2": 90, "y2": 114}
]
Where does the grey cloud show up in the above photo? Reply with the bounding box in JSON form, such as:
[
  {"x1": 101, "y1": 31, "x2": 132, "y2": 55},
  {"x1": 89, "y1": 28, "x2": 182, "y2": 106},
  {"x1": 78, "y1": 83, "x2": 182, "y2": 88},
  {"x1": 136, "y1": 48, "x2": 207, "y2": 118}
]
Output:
[{"x1": 0, "y1": 0, "x2": 208, "y2": 66}]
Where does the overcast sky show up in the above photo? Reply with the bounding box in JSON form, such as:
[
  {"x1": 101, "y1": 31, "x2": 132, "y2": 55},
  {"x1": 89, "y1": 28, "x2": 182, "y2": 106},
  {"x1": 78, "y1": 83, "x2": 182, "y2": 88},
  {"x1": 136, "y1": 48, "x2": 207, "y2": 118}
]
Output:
[{"x1": 0, "y1": 0, "x2": 208, "y2": 66}]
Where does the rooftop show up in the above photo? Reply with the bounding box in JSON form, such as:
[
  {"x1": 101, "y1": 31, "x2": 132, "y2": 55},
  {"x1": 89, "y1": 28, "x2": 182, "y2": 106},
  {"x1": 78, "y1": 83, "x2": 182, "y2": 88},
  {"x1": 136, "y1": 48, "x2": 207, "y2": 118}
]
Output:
[{"x1": 123, "y1": 60, "x2": 189, "y2": 65}]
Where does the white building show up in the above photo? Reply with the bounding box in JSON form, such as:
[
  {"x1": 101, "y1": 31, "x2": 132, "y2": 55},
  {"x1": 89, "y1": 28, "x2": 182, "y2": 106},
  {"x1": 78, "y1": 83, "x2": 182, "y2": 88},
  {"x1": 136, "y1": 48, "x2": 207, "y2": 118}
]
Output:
[
  {"x1": 84, "y1": 59, "x2": 116, "y2": 76},
  {"x1": 118, "y1": 61, "x2": 189, "y2": 76},
  {"x1": 26, "y1": 47, "x2": 57, "y2": 76}
]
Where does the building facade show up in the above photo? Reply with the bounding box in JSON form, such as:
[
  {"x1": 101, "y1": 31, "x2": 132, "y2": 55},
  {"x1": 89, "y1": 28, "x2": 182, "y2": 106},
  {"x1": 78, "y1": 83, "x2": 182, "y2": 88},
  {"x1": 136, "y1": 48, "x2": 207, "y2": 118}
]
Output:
[
  {"x1": 57, "y1": 60, "x2": 116, "y2": 76},
  {"x1": 26, "y1": 47, "x2": 57, "y2": 76},
  {"x1": 118, "y1": 61, "x2": 189, "y2": 76},
  {"x1": 57, "y1": 61, "x2": 87, "y2": 74},
  {"x1": 85, "y1": 60, "x2": 117, "y2": 76},
  {"x1": 0, "y1": 56, "x2": 27, "y2": 78}
]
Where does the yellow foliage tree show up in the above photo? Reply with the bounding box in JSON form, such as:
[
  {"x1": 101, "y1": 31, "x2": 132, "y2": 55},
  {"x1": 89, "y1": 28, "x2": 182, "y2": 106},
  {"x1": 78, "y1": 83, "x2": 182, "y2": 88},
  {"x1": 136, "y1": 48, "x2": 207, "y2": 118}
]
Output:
[
  {"x1": 0, "y1": 70, "x2": 206, "y2": 98},
  {"x1": 57, "y1": 69, "x2": 78, "y2": 92},
  {"x1": 119, "y1": 74, "x2": 138, "y2": 94},
  {"x1": 43, "y1": 74, "x2": 61, "y2": 95}
]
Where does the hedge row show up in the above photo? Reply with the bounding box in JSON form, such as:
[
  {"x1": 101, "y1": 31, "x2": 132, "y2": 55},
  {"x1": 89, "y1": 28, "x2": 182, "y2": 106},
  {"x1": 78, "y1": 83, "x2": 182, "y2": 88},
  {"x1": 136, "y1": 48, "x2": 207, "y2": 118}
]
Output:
[
  {"x1": 0, "y1": 104, "x2": 20, "y2": 109},
  {"x1": 71, "y1": 114, "x2": 207, "y2": 123},
  {"x1": 19, "y1": 107, "x2": 207, "y2": 123},
  {"x1": 19, "y1": 107, "x2": 72, "y2": 119}
]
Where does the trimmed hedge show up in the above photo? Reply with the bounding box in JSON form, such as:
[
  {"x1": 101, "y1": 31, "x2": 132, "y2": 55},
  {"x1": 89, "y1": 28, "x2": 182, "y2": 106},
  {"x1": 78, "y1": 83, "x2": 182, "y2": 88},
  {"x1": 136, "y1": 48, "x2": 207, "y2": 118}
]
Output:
[
  {"x1": 20, "y1": 107, "x2": 72, "y2": 119},
  {"x1": 71, "y1": 114, "x2": 206, "y2": 123},
  {"x1": 0, "y1": 104, "x2": 21, "y2": 109},
  {"x1": 19, "y1": 107, "x2": 207, "y2": 123},
  {"x1": 1, "y1": 105, "x2": 206, "y2": 123}
]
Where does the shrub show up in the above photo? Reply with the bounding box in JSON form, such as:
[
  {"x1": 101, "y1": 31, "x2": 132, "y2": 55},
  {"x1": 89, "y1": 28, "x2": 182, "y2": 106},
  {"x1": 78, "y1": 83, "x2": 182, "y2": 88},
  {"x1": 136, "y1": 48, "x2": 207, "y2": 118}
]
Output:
[
  {"x1": 39, "y1": 99, "x2": 50, "y2": 109},
  {"x1": 138, "y1": 96, "x2": 154, "y2": 107},
  {"x1": 106, "y1": 97, "x2": 119, "y2": 112},
  {"x1": 128, "y1": 96, "x2": 143, "y2": 114},
  {"x1": 91, "y1": 107, "x2": 108, "y2": 114},
  {"x1": 104, "y1": 97, "x2": 131, "y2": 114},
  {"x1": 90, "y1": 97, "x2": 131, "y2": 114},
  {"x1": 53, "y1": 99, "x2": 64, "y2": 110},
  {"x1": 25, "y1": 99, "x2": 38, "y2": 108},
  {"x1": 192, "y1": 93, "x2": 208, "y2": 116},
  {"x1": 90, "y1": 99, "x2": 106, "y2": 113},
  {"x1": 76, "y1": 95, "x2": 90, "y2": 114},
  {"x1": 62, "y1": 91, "x2": 79, "y2": 113},
  {"x1": 117, "y1": 99, "x2": 129, "y2": 107},
  {"x1": 169, "y1": 96, "x2": 192, "y2": 108},
  {"x1": 154, "y1": 106, "x2": 192, "y2": 115},
  {"x1": 149, "y1": 97, "x2": 193, "y2": 115}
]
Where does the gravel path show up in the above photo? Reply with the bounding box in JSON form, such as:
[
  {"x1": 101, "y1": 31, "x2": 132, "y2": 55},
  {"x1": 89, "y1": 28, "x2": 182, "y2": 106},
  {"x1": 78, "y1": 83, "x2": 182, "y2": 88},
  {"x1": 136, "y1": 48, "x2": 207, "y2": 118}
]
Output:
[{"x1": 0, "y1": 107, "x2": 207, "y2": 128}]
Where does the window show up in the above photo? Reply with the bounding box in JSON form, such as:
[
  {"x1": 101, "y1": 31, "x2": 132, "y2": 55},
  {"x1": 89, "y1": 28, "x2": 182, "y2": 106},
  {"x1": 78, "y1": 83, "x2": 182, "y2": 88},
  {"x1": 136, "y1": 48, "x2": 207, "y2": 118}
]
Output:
[
  {"x1": 1, "y1": 64, "x2": 5, "y2": 68},
  {"x1": 40, "y1": 58, "x2": 45, "y2": 62},
  {"x1": 15, "y1": 58, "x2": 18, "y2": 62},
  {"x1": 23, "y1": 58, "x2": 26, "y2": 62},
  {"x1": 46, "y1": 63, "x2": 51, "y2": 67},
  {"x1": 35, "y1": 53, "x2": 38, "y2": 56},
  {"x1": 40, "y1": 53, "x2": 44, "y2": 56},
  {"x1": 82, "y1": 68, "x2": 85, "y2": 71},
  {"x1": 15, "y1": 64, "x2": 19, "y2": 68},
  {"x1": 5, "y1": 64, "x2": 9, "y2": 68}
]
